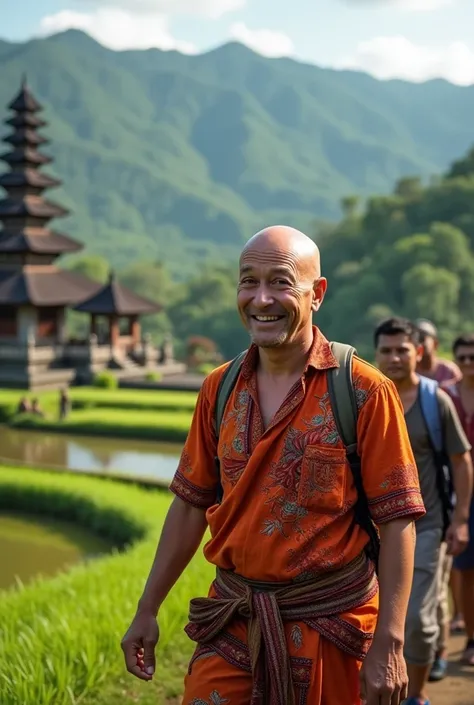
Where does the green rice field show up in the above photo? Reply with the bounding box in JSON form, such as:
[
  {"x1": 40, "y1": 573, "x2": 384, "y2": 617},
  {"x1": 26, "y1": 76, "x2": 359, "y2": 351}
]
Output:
[
  {"x1": 0, "y1": 387, "x2": 198, "y2": 442},
  {"x1": 0, "y1": 466, "x2": 213, "y2": 705}
]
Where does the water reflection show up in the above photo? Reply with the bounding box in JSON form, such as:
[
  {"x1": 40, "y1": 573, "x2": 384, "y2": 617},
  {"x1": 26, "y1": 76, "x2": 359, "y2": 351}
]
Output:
[{"x1": 0, "y1": 426, "x2": 182, "y2": 482}]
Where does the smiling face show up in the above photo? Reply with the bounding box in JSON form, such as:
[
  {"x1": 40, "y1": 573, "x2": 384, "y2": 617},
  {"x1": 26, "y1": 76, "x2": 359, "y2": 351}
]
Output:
[{"x1": 237, "y1": 228, "x2": 327, "y2": 349}]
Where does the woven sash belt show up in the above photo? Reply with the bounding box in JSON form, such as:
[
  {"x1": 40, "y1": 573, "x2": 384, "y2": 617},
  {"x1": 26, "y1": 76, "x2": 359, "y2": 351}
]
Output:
[{"x1": 185, "y1": 551, "x2": 378, "y2": 705}]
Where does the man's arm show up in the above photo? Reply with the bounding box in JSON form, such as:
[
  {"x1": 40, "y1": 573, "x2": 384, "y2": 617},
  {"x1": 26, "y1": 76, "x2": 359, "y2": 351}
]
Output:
[
  {"x1": 359, "y1": 518, "x2": 415, "y2": 704},
  {"x1": 121, "y1": 498, "x2": 208, "y2": 681},
  {"x1": 355, "y1": 373, "x2": 425, "y2": 704},
  {"x1": 375, "y1": 518, "x2": 416, "y2": 644},
  {"x1": 138, "y1": 496, "x2": 208, "y2": 615},
  {"x1": 121, "y1": 374, "x2": 220, "y2": 681}
]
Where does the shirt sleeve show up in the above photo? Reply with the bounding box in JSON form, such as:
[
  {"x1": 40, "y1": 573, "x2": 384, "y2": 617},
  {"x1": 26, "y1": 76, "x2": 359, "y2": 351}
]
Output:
[
  {"x1": 357, "y1": 378, "x2": 426, "y2": 525},
  {"x1": 437, "y1": 388, "x2": 472, "y2": 456},
  {"x1": 169, "y1": 377, "x2": 219, "y2": 509}
]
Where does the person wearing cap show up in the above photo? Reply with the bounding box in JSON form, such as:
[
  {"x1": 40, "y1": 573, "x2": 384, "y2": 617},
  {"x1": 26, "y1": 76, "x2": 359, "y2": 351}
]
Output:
[{"x1": 416, "y1": 319, "x2": 462, "y2": 387}]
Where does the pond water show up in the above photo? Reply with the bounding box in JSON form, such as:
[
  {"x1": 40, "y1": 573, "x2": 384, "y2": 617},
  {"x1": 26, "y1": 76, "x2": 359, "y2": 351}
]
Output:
[
  {"x1": 0, "y1": 426, "x2": 182, "y2": 483},
  {"x1": 0, "y1": 513, "x2": 114, "y2": 591}
]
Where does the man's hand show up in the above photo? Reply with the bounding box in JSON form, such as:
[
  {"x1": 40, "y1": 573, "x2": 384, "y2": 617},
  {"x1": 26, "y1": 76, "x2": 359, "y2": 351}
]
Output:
[
  {"x1": 121, "y1": 610, "x2": 159, "y2": 681},
  {"x1": 446, "y1": 518, "x2": 469, "y2": 556},
  {"x1": 359, "y1": 637, "x2": 408, "y2": 705}
]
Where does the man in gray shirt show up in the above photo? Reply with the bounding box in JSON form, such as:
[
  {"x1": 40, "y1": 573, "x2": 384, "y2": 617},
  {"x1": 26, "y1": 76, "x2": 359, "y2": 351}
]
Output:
[{"x1": 374, "y1": 316, "x2": 472, "y2": 705}]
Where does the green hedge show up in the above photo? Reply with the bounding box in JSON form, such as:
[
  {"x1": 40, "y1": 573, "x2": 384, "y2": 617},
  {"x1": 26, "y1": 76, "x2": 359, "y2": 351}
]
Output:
[{"x1": 0, "y1": 466, "x2": 213, "y2": 705}]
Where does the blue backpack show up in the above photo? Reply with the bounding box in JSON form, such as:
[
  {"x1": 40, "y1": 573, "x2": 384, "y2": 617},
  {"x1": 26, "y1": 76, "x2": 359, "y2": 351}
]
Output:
[{"x1": 418, "y1": 375, "x2": 454, "y2": 534}]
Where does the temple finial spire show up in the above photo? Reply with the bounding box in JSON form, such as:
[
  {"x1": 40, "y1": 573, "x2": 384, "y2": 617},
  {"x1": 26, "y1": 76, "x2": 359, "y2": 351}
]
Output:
[{"x1": 21, "y1": 73, "x2": 27, "y2": 89}]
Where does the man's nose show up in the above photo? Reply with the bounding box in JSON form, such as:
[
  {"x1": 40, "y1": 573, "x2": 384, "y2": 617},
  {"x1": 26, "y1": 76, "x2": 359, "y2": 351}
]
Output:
[{"x1": 253, "y1": 285, "x2": 274, "y2": 307}]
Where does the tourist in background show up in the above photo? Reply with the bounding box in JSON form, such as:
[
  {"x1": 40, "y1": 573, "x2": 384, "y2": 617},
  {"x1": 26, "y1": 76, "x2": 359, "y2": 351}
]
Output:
[
  {"x1": 122, "y1": 227, "x2": 426, "y2": 705},
  {"x1": 415, "y1": 319, "x2": 462, "y2": 386},
  {"x1": 443, "y1": 334, "x2": 474, "y2": 667},
  {"x1": 59, "y1": 388, "x2": 70, "y2": 421},
  {"x1": 416, "y1": 319, "x2": 465, "y2": 649},
  {"x1": 374, "y1": 316, "x2": 472, "y2": 705},
  {"x1": 16, "y1": 397, "x2": 29, "y2": 414}
]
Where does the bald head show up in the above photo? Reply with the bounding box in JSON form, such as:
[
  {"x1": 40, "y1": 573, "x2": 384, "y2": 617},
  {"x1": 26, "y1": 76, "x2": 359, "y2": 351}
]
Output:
[
  {"x1": 237, "y1": 225, "x2": 327, "y2": 349},
  {"x1": 241, "y1": 225, "x2": 321, "y2": 279}
]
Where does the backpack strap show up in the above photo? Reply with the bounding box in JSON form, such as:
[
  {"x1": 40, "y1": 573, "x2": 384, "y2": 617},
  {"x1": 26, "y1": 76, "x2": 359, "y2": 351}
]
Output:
[
  {"x1": 418, "y1": 375, "x2": 443, "y2": 453},
  {"x1": 417, "y1": 374, "x2": 453, "y2": 535},
  {"x1": 326, "y1": 342, "x2": 358, "y2": 454},
  {"x1": 327, "y1": 341, "x2": 380, "y2": 568},
  {"x1": 214, "y1": 350, "x2": 247, "y2": 503}
]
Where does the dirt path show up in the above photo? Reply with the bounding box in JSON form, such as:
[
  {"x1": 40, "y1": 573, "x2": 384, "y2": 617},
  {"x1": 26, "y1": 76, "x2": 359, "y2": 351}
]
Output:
[{"x1": 427, "y1": 634, "x2": 473, "y2": 705}]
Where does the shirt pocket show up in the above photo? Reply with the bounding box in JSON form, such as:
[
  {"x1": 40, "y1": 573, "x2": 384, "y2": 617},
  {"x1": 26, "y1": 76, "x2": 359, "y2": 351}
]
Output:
[{"x1": 297, "y1": 444, "x2": 347, "y2": 513}]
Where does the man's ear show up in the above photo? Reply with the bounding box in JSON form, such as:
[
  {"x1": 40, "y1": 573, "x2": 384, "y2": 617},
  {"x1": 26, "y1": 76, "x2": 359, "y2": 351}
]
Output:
[{"x1": 312, "y1": 277, "x2": 328, "y2": 312}]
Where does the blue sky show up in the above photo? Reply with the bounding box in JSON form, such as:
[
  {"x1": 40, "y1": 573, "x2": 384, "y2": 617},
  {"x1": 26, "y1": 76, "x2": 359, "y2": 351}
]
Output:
[{"x1": 2, "y1": 0, "x2": 473, "y2": 84}]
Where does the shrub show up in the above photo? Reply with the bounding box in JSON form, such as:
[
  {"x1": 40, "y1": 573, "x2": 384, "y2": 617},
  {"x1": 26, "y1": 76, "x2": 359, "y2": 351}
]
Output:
[
  {"x1": 195, "y1": 362, "x2": 216, "y2": 375},
  {"x1": 93, "y1": 371, "x2": 119, "y2": 389},
  {"x1": 145, "y1": 371, "x2": 163, "y2": 382}
]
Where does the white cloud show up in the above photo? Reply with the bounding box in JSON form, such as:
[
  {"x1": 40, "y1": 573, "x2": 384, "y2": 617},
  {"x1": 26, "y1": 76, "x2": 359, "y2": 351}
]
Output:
[
  {"x1": 390, "y1": 0, "x2": 454, "y2": 10},
  {"x1": 343, "y1": 0, "x2": 455, "y2": 11},
  {"x1": 75, "y1": 0, "x2": 246, "y2": 18},
  {"x1": 39, "y1": 9, "x2": 196, "y2": 52},
  {"x1": 229, "y1": 22, "x2": 294, "y2": 58},
  {"x1": 336, "y1": 35, "x2": 474, "y2": 85}
]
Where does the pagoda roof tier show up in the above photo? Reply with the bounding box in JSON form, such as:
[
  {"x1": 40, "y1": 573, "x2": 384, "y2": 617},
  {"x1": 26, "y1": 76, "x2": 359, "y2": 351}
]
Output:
[
  {"x1": 0, "y1": 228, "x2": 82, "y2": 255},
  {"x1": 4, "y1": 129, "x2": 49, "y2": 147},
  {"x1": 74, "y1": 272, "x2": 161, "y2": 316},
  {"x1": 0, "y1": 146, "x2": 52, "y2": 166},
  {"x1": 0, "y1": 168, "x2": 61, "y2": 190},
  {"x1": 0, "y1": 268, "x2": 101, "y2": 307},
  {"x1": 0, "y1": 195, "x2": 69, "y2": 219},
  {"x1": 5, "y1": 113, "x2": 47, "y2": 129},
  {"x1": 8, "y1": 83, "x2": 43, "y2": 113}
]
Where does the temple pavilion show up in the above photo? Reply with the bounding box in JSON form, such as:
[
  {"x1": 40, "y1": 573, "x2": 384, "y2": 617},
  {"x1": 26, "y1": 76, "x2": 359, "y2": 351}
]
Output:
[{"x1": 0, "y1": 79, "x2": 181, "y2": 389}]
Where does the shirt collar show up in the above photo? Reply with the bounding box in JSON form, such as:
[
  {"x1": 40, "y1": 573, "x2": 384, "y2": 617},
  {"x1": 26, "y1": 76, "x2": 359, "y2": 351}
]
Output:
[{"x1": 241, "y1": 325, "x2": 339, "y2": 379}]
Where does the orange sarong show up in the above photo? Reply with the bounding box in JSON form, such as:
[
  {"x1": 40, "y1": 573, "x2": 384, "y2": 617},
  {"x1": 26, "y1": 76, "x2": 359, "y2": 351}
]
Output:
[{"x1": 183, "y1": 552, "x2": 378, "y2": 705}]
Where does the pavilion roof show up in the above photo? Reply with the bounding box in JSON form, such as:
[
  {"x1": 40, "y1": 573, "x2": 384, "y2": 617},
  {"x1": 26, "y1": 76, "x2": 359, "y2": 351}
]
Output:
[{"x1": 74, "y1": 272, "x2": 161, "y2": 315}]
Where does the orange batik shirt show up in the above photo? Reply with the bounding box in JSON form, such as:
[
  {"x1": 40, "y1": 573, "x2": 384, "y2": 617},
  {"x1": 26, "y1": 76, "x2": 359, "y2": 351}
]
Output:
[{"x1": 170, "y1": 327, "x2": 425, "y2": 583}]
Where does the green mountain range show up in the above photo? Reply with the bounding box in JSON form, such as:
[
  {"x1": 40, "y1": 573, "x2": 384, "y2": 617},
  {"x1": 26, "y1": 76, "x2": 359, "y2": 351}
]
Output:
[{"x1": 1, "y1": 29, "x2": 474, "y2": 275}]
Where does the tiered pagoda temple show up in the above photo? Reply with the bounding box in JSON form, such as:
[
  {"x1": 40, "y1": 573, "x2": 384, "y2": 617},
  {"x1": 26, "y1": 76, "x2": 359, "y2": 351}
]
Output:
[{"x1": 0, "y1": 79, "x2": 180, "y2": 389}]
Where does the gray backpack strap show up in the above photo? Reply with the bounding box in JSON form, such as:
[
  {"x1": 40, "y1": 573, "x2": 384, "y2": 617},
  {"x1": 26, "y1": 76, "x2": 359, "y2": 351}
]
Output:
[
  {"x1": 327, "y1": 341, "x2": 358, "y2": 454},
  {"x1": 214, "y1": 350, "x2": 247, "y2": 502},
  {"x1": 327, "y1": 341, "x2": 380, "y2": 569},
  {"x1": 214, "y1": 350, "x2": 247, "y2": 437}
]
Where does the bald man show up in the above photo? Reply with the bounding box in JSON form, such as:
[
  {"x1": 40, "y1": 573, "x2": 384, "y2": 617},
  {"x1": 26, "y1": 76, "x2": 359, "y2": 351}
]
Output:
[{"x1": 121, "y1": 226, "x2": 425, "y2": 705}]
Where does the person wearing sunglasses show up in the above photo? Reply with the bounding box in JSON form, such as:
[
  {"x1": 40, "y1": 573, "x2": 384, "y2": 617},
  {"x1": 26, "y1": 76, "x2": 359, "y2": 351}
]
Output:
[{"x1": 443, "y1": 334, "x2": 474, "y2": 667}]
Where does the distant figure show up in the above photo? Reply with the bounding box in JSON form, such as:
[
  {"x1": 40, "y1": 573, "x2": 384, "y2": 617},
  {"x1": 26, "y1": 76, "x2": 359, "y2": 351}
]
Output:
[
  {"x1": 416, "y1": 319, "x2": 462, "y2": 386},
  {"x1": 444, "y1": 333, "x2": 474, "y2": 667},
  {"x1": 375, "y1": 316, "x2": 472, "y2": 701},
  {"x1": 30, "y1": 398, "x2": 44, "y2": 417},
  {"x1": 161, "y1": 333, "x2": 174, "y2": 364},
  {"x1": 59, "y1": 388, "x2": 70, "y2": 421},
  {"x1": 16, "y1": 397, "x2": 30, "y2": 414}
]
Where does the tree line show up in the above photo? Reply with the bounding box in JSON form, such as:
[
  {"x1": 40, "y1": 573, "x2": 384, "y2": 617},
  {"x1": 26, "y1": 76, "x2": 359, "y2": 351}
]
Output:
[{"x1": 64, "y1": 144, "x2": 474, "y2": 363}]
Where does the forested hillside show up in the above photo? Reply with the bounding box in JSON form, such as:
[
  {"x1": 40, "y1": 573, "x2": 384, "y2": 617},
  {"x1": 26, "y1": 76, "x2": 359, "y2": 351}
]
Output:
[
  {"x1": 67, "y1": 145, "x2": 474, "y2": 360},
  {"x1": 2, "y1": 30, "x2": 474, "y2": 275},
  {"x1": 317, "y1": 150, "x2": 474, "y2": 358}
]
